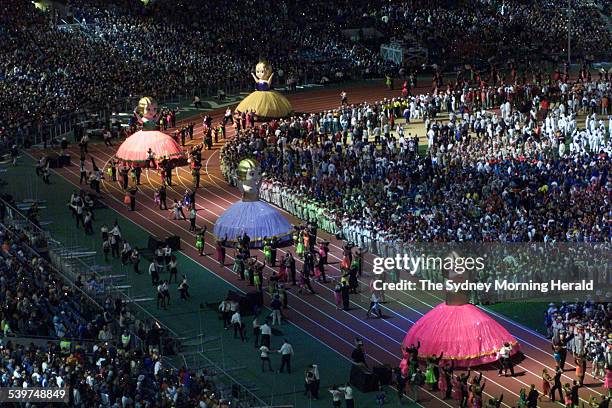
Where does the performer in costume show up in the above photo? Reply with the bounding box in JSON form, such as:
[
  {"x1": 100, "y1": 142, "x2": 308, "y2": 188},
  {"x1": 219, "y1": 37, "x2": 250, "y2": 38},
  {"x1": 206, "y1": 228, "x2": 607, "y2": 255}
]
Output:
[
  {"x1": 235, "y1": 61, "x2": 293, "y2": 119},
  {"x1": 541, "y1": 368, "x2": 552, "y2": 401},
  {"x1": 114, "y1": 96, "x2": 186, "y2": 173},
  {"x1": 252, "y1": 62, "x2": 274, "y2": 91},
  {"x1": 451, "y1": 375, "x2": 462, "y2": 401},
  {"x1": 296, "y1": 231, "x2": 305, "y2": 258},
  {"x1": 439, "y1": 362, "x2": 453, "y2": 399},
  {"x1": 195, "y1": 231, "x2": 204, "y2": 256},
  {"x1": 213, "y1": 159, "x2": 292, "y2": 247},
  {"x1": 402, "y1": 251, "x2": 519, "y2": 368},
  {"x1": 278, "y1": 256, "x2": 288, "y2": 282},
  {"x1": 134, "y1": 97, "x2": 161, "y2": 131},
  {"x1": 215, "y1": 239, "x2": 226, "y2": 265},
  {"x1": 302, "y1": 228, "x2": 310, "y2": 251},
  {"x1": 263, "y1": 238, "x2": 272, "y2": 265},
  {"x1": 424, "y1": 355, "x2": 439, "y2": 390},
  {"x1": 233, "y1": 253, "x2": 245, "y2": 280}
]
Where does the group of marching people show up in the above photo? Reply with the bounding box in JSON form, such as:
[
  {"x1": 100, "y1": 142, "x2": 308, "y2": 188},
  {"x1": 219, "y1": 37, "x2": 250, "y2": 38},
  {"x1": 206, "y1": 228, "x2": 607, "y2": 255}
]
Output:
[
  {"x1": 395, "y1": 341, "x2": 508, "y2": 408},
  {"x1": 546, "y1": 301, "x2": 612, "y2": 403}
]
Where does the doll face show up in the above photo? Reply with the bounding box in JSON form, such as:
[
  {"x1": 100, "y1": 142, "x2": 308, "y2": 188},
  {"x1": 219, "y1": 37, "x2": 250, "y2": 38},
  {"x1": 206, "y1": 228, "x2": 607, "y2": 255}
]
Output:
[
  {"x1": 143, "y1": 102, "x2": 158, "y2": 120},
  {"x1": 242, "y1": 166, "x2": 261, "y2": 193},
  {"x1": 255, "y1": 63, "x2": 271, "y2": 80}
]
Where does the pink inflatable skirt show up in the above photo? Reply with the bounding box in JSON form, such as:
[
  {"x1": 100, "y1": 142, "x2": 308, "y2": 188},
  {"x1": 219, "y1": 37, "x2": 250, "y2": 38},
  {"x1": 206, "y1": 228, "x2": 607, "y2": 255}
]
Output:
[{"x1": 402, "y1": 303, "x2": 520, "y2": 368}]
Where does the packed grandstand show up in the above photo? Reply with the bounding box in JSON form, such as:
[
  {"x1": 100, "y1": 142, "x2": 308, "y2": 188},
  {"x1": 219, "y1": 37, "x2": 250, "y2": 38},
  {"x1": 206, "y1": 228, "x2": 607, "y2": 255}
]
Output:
[{"x1": 1, "y1": 0, "x2": 610, "y2": 135}]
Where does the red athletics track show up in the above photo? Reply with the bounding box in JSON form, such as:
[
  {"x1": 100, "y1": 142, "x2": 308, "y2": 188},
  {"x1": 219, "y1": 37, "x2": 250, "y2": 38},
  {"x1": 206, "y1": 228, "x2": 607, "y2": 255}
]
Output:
[{"x1": 32, "y1": 83, "x2": 605, "y2": 408}]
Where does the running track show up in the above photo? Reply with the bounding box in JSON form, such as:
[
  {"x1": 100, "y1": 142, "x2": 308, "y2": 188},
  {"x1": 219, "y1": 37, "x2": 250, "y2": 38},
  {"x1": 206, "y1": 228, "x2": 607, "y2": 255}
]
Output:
[{"x1": 32, "y1": 83, "x2": 606, "y2": 408}]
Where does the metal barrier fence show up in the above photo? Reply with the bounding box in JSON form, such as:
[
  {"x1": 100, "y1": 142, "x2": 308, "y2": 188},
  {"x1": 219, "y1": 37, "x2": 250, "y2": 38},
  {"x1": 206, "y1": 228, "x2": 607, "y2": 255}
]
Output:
[
  {"x1": 0, "y1": 197, "x2": 276, "y2": 407},
  {"x1": 1, "y1": 201, "x2": 147, "y2": 355}
]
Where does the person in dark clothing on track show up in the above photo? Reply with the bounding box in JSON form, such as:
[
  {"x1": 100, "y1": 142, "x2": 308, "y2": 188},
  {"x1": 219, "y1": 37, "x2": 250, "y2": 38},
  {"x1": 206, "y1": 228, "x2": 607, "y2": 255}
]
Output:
[
  {"x1": 549, "y1": 366, "x2": 563, "y2": 402},
  {"x1": 159, "y1": 184, "x2": 168, "y2": 210},
  {"x1": 120, "y1": 166, "x2": 129, "y2": 190},
  {"x1": 128, "y1": 187, "x2": 137, "y2": 211},
  {"x1": 394, "y1": 367, "x2": 407, "y2": 404},
  {"x1": 341, "y1": 281, "x2": 350, "y2": 311},
  {"x1": 552, "y1": 331, "x2": 572, "y2": 371},
  {"x1": 526, "y1": 384, "x2": 539, "y2": 408}
]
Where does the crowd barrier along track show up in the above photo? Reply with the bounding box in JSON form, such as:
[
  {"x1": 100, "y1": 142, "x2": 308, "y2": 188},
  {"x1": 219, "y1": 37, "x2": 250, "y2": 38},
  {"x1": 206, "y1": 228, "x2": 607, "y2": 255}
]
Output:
[
  {"x1": 0, "y1": 197, "x2": 150, "y2": 353},
  {"x1": 30, "y1": 81, "x2": 607, "y2": 407}
]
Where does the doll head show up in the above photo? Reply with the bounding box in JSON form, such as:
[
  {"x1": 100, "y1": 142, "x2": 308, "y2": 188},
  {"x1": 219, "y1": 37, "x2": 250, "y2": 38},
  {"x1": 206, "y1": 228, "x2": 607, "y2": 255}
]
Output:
[
  {"x1": 237, "y1": 158, "x2": 261, "y2": 200},
  {"x1": 255, "y1": 61, "x2": 272, "y2": 81},
  {"x1": 137, "y1": 97, "x2": 159, "y2": 121}
]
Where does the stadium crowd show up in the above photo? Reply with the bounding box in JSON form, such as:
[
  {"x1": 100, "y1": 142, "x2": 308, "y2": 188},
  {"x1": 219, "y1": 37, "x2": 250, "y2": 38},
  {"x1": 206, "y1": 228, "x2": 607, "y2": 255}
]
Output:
[
  {"x1": 1, "y1": 0, "x2": 611, "y2": 406},
  {"x1": 337, "y1": 0, "x2": 611, "y2": 66},
  {"x1": 221, "y1": 70, "x2": 611, "y2": 257},
  {"x1": 1, "y1": 0, "x2": 609, "y2": 141},
  {"x1": 0, "y1": 0, "x2": 390, "y2": 138},
  {"x1": 0, "y1": 205, "x2": 233, "y2": 407}
]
